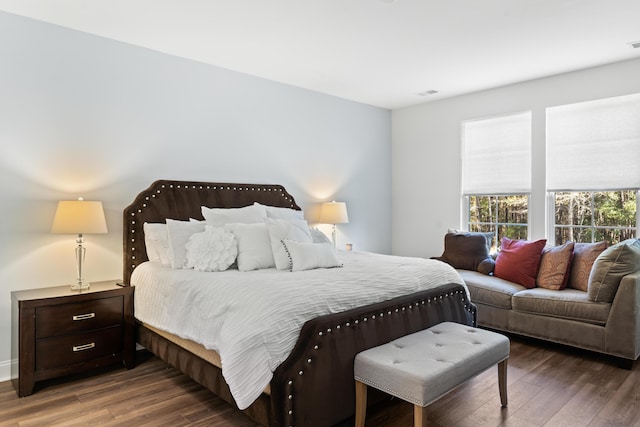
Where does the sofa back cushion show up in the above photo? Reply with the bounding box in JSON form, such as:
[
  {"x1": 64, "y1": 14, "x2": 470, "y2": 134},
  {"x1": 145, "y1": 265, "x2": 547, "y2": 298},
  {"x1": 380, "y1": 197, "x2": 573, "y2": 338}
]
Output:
[
  {"x1": 588, "y1": 239, "x2": 640, "y2": 302},
  {"x1": 494, "y1": 238, "x2": 547, "y2": 288},
  {"x1": 568, "y1": 242, "x2": 607, "y2": 291},
  {"x1": 536, "y1": 241, "x2": 574, "y2": 290}
]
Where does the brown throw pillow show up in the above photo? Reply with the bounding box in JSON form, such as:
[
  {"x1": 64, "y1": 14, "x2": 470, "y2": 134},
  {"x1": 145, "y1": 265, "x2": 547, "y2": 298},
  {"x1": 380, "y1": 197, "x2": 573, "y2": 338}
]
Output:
[
  {"x1": 568, "y1": 242, "x2": 607, "y2": 291},
  {"x1": 588, "y1": 239, "x2": 640, "y2": 302},
  {"x1": 433, "y1": 232, "x2": 492, "y2": 272},
  {"x1": 536, "y1": 242, "x2": 574, "y2": 290}
]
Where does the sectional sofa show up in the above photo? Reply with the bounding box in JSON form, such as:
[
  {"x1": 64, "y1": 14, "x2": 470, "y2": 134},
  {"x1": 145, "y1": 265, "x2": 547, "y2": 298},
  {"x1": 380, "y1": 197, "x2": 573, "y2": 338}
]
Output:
[{"x1": 435, "y1": 232, "x2": 640, "y2": 367}]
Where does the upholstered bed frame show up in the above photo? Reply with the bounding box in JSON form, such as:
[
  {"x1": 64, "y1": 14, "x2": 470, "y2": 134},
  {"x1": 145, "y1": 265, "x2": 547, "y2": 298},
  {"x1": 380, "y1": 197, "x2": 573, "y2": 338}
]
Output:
[{"x1": 123, "y1": 179, "x2": 476, "y2": 427}]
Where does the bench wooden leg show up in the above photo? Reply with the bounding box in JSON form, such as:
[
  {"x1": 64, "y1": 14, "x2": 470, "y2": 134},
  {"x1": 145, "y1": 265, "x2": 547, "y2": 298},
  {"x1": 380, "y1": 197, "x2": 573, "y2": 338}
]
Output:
[
  {"x1": 498, "y1": 358, "x2": 508, "y2": 407},
  {"x1": 355, "y1": 380, "x2": 367, "y2": 427},
  {"x1": 414, "y1": 404, "x2": 428, "y2": 427}
]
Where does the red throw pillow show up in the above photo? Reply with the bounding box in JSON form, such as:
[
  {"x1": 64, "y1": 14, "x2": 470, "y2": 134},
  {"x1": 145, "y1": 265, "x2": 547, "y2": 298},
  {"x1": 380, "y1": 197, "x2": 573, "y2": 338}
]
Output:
[{"x1": 494, "y1": 237, "x2": 547, "y2": 288}]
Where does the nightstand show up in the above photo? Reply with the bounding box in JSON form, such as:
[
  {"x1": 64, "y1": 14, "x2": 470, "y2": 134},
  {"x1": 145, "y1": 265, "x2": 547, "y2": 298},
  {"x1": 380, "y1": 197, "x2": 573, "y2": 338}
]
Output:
[{"x1": 11, "y1": 280, "x2": 135, "y2": 397}]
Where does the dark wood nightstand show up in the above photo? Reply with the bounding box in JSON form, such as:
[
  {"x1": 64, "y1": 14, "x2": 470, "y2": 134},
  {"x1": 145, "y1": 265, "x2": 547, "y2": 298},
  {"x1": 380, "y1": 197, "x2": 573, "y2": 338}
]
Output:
[{"x1": 11, "y1": 280, "x2": 135, "y2": 397}]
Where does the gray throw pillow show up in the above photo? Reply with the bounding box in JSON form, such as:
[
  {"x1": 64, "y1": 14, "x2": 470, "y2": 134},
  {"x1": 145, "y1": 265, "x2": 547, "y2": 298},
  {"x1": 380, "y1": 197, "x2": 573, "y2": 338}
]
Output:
[{"x1": 587, "y1": 239, "x2": 640, "y2": 302}]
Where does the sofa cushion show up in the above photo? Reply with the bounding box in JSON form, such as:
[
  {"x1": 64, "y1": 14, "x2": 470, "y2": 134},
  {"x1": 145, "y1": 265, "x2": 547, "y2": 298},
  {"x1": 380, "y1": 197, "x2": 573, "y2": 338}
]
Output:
[
  {"x1": 458, "y1": 270, "x2": 525, "y2": 309},
  {"x1": 568, "y1": 241, "x2": 607, "y2": 291},
  {"x1": 494, "y1": 238, "x2": 547, "y2": 288},
  {"x1": 433, "y1": 232, "x2": 493, "y2": 273},
  {"x1": 588, "y1": 239, "x2": 640, "y2": 303},
  {"x1": 536, "y1": 242, "x2": 574, "y2": 290},
  {"x1": 512, "y1": 288, "x2": 611, "y2": 325}
]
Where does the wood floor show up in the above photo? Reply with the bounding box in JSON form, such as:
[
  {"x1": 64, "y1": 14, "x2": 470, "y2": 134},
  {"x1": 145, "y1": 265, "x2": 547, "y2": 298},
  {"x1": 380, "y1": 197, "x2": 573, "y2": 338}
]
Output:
[{"x1": 1, "y1": 334, "x2": 639, "y2": 427}]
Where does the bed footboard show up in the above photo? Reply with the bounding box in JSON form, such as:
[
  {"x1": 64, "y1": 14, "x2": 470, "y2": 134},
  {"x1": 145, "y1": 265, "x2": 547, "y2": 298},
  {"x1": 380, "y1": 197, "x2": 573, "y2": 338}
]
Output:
[{"x1": 270, "y1": 282, "x2": 475, "y2": 427}]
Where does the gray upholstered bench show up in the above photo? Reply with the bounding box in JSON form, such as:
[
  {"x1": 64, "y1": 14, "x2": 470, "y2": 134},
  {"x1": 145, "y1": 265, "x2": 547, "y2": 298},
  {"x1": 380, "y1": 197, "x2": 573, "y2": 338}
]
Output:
[{"x1": 354, "y1": 321, "x2": 510, "y2": 427}]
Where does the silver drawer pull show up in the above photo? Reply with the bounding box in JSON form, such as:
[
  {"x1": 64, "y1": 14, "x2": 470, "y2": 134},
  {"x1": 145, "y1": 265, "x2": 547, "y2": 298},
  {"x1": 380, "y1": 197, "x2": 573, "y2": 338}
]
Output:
[
  {"x1": 72, "y1": 313, "x2": 96, "y2": 321},
  {"x1": 72, "y1": 343, "x2": 96, "y2": 352}
]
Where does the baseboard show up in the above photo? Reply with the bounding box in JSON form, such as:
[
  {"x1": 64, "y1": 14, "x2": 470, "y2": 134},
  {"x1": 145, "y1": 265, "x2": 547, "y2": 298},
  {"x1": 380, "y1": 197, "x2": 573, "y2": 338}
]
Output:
[{"x1": 0, "y1": 358, "x2": 15, "y2": 383}]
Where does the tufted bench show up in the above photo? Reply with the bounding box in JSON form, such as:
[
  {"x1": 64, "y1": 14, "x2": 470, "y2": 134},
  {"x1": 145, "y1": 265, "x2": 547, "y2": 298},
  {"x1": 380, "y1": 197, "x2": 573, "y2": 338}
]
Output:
[{"x1": 354, "y1": 321, "x2": 510, "y2": 427}]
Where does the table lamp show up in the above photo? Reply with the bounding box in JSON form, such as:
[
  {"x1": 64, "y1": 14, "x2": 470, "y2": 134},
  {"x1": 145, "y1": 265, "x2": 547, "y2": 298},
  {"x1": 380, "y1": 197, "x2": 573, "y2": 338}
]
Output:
[
  {"x1": 51, "y1": 198, "x2": 108, "y2": 290},
  {"x1": 319, "y1": 201, "x2": 349, "y2": 250}
]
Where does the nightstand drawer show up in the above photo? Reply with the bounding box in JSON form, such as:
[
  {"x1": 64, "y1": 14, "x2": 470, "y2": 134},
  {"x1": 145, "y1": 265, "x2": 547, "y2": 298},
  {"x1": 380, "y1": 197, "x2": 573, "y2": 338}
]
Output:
[
  {"x1": 36, "y1": 296, "x2": 123, "y2": 338},
  {"x1": 35, "y1": 325, "x2": 123, "y2": 371}
]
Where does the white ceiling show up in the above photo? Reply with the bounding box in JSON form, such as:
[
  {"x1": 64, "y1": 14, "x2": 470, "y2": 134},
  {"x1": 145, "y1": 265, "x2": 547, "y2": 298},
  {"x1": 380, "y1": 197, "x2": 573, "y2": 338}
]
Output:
[{"x1": 1, "y1": 0, "x2": 640, "y2": 109}]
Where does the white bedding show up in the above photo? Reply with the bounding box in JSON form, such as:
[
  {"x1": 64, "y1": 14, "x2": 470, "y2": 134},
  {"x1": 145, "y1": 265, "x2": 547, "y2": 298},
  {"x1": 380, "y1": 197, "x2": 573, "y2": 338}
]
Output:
[{"x1": 132, "y1": 251, "x2": 466, "y2": 410}]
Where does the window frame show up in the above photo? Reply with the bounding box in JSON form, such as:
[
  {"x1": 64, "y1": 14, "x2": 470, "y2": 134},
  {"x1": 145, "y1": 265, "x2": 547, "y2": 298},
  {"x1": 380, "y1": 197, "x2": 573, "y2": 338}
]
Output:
[
  {"x1": 549, "y1": 189, "x2": 640, "y2": 245},
  {"x1": 466, "y1": 193, "x2": 530, "y2": 249}
]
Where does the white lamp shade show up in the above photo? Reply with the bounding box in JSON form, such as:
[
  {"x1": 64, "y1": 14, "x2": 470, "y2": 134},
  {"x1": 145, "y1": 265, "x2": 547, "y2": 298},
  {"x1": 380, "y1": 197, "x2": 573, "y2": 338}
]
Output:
[
  {"x1": 51, "y1": 200, "x2": 108, "y2": 234},
  {"x1": 319, "y1": 201, "x2": 349, "y2": 224}
]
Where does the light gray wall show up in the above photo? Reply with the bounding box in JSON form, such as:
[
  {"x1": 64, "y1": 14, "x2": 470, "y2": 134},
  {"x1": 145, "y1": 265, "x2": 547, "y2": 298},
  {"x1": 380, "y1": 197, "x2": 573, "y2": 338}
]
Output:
[
  {"x1": 392, "y1": 57, "x2": 640, "y2": 259},
  {"x1": 0, "y1": 12, "x2": 391, "y2": 379}
]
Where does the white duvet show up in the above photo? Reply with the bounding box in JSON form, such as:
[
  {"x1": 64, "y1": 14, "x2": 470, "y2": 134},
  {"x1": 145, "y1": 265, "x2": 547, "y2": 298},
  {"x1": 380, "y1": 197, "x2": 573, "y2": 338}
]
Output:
[{"x1": 132, "y1": 251, "x2": 466, "y2": 410}]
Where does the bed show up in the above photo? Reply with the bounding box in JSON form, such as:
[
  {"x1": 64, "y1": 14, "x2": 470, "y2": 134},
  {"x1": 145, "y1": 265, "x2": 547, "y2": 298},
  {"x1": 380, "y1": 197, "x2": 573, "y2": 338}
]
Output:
[{"x1": 123, "y1": 179, "x2": 476, "y2": 427}]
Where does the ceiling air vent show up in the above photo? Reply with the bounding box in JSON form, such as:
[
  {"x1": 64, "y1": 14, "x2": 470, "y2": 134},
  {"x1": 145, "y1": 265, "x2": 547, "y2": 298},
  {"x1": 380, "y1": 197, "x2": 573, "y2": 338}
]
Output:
[
  {"x1": 418, "y1": 90, "x2": 438, "y2": 96},
  {"x1": 629, "y1": 40, "x2": 640, "y2": 49}
]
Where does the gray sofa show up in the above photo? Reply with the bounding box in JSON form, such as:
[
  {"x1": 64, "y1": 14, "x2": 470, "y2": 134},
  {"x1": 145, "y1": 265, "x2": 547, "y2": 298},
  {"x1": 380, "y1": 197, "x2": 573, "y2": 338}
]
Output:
[{"x1": 459, "y1": 268, "x2": 640, "y2": 366}]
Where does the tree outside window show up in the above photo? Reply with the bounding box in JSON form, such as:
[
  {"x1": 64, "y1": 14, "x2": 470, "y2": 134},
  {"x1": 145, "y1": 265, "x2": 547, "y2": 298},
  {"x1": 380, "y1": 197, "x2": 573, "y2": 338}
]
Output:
[
  {"x1": 554, "y1": 190, "x2": 637, "y2": 245},
  {"x1": 468, "y1": 194, "x2": 528, "y2": 251}
]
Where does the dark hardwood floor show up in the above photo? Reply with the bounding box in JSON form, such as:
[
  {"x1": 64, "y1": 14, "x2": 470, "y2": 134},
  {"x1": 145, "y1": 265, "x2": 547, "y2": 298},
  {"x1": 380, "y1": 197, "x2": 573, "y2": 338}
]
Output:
[{"x1": 1, "y1": 334, "x2": 639, "y2": 426}]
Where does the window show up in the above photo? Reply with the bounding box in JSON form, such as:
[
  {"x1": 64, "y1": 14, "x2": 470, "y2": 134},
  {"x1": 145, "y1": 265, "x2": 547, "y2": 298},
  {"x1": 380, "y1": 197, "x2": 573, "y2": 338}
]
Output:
[
  {"x1": 547, "y1": 93, "x2": 640, "y2": 245},
  {"x1": 462, "y1": 111, "x2": 532, "y2": 247},
  {"x1": 468, "y1": 195, "x2": 528, "y2": 251},
  {"x1": 553, "y1": 190, "x2": 637, "y2": 245}
]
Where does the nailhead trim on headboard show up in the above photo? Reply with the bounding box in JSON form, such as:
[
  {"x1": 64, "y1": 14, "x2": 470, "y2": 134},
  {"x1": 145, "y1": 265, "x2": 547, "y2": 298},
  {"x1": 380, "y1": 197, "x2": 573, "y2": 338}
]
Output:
[{"x1": 122, "y1": 180, "x2": 301, "y2": 284}]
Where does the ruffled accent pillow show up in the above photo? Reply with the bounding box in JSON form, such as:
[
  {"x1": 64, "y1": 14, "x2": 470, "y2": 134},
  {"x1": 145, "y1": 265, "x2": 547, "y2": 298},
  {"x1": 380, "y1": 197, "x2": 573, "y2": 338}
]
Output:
[
  {"x1": 536, "y1": 242, "x2": 574, "y2": 290},
  {"x1": 265, "y1": 219, "x2": 312, "y2": 270},
  {"x1": 494, "y1": 238, "x2": 547, "y2": 288},
  {"x1": 281, "y1": 240, "x2": 342, "y2": 272},
  {"x1": 184, "y1": 226, "x2": 238, "y2": 272}
]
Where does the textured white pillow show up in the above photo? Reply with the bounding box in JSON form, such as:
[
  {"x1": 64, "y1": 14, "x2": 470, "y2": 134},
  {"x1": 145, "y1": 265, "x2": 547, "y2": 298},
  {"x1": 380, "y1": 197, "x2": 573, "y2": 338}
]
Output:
[
  {"x1": 225, "y1": 223, "x2": 275, "y2": 271},
  {"x1": 143, "y1": 222, "x2": 171, "y2": 266},
  {"x1": 255, "y1": 202, "x2": 304, "y2": 221},
  {"x1": 281, "y1": 240, "x2": 342, "y2": 272},
  {"x1": 166, "y1": 219, "x2": 206, "y2": 269},
  {"x1": 265, "y1": 219, "x2": 312, "y2": 270},
  {"x1": 201, "y1": 204, "x2": 266, "y2": 227},
  {"x1": 184, "y1": 226, "x2": 238, "y2": 272},
  {"x1": 309, "y1": 227, "x2": 332, "y2": 245}
]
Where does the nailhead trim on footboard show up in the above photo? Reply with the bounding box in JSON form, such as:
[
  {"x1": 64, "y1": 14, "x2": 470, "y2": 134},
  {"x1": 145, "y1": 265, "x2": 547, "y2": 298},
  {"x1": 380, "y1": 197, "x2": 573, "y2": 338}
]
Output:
[{"x1": 270, "y1": 284, "x2": 476, "y2": 427}]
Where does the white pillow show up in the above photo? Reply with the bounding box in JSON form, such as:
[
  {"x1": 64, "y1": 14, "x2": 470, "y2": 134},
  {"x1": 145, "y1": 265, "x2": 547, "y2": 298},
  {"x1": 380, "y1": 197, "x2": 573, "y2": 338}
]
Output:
[
  {"x1": 225, "y1": 223, "x2": 275, "y2": 271},
  {"x1": 265, "y1": 219, "x2": 313, "y2": 270},
  {"x1": 184, "y1": 226, "x2": 238, "y2": 272},
  {"x1": 255, "y1": 202, "x2": 304, "y2": 221},
  {"x1": 143, "y1": 222, "x2": 171, "y2": 266},
  {"x1": 166, "y1": 219, "x2": 206, "y2": 269},
  {"x1": 281, "y1": 240, "x2": 342, "y2": 272},
  {"x1": 201, "y1": 204, "x2": 266, "y2": 227},
  {"x1": 309, "y1": 227, "x2": 332, "y2": 245}
]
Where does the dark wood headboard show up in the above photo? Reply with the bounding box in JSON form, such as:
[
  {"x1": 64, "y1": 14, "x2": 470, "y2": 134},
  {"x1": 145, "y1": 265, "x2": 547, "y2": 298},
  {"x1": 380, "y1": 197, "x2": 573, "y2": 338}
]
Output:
[{"x1": 122, "y1": 179, "x2": 301, "y2": 284}]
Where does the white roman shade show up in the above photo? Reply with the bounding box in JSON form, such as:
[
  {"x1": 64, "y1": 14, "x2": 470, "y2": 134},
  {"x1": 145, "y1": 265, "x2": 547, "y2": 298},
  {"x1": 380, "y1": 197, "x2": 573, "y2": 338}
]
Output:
[
  {"x1": 546, "y1": 93, "x2": 640, "y2": 191},
  {"x1": 462, "y1": 111, "x2": 532, "y2": 195}
]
